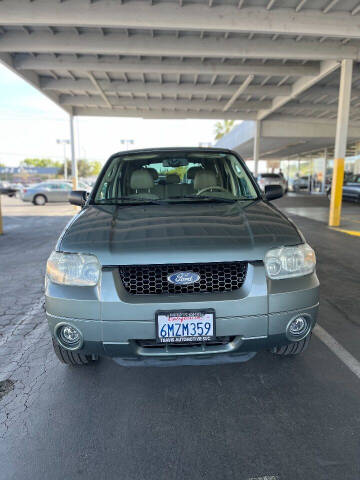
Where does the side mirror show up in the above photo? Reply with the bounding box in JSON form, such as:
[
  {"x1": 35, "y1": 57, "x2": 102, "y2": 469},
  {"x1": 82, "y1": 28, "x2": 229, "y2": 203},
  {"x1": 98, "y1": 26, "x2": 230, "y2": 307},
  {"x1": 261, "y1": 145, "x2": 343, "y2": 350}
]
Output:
[
  {"x1": 69, "y1": 190, "x2": 87, "y2": 206},
  {"x1": 264, "y1": 184, "x2": 283, "y2": 201}
]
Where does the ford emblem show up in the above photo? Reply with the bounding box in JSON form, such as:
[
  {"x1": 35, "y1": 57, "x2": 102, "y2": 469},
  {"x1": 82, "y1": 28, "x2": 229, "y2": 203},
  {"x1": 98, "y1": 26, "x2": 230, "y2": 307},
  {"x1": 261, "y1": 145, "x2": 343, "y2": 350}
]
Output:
[{"x1": 167, "y1": 271, "x2": 200, "y2": 285}]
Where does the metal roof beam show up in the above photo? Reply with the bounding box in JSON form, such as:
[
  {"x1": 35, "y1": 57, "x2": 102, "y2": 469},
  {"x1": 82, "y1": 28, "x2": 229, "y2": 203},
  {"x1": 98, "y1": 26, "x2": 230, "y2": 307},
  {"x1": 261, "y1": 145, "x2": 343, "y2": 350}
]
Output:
[
  {"x1": 223, "y1": 74, "x2": 254, "y2": 111},
  {"x1": 87, "y1": 71, "x2": 112, "y2": 109},
  {"x1": 59, "y1": 94, "x2": 272, "y2": 111},
  {"x1": 15, "y1": 54, "x2": 320, "y2": 77},
  {"x1": 305, "y1": 86, "x2": 360, "y2": 98},
  {"x1": 1, "y1": 31, "x2": 357, "y2": 61},
  {"x1": 281, "y1": 102, "x2": 342, "y2": 114},
  {"x1": 40, "y1": 77, "x2": 292, "y2": 97},
  {"x1": 2, "y1": 2, "x2": 360, "y2": 39},
  {"x1": 257, "y1": 59, "x2": 340, "y2": 120},
  {"x1": 71, "y1": 107, "x2": 256, "y2": 120}
]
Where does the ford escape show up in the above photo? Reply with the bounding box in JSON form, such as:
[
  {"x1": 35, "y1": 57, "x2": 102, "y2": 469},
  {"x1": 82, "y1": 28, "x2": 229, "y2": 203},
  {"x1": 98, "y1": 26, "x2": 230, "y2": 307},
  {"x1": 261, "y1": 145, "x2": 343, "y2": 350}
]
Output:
[{"x1": 45, "y1": 148, "x2": 319, "y2": 367}]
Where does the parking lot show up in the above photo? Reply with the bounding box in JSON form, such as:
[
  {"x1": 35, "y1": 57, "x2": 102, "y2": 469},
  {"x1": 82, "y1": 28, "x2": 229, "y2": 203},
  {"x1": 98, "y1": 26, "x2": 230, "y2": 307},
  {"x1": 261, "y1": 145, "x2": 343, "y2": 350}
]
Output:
[{"x1": 1, "y1": 194, "x2": 360, "y2": 480}]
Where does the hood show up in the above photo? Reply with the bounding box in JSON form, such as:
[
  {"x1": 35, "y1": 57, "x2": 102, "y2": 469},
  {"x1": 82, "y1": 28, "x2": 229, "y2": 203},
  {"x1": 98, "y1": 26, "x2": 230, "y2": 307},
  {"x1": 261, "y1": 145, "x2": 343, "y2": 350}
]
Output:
[{"x1": 58, "y1": 201, "x2": 302, "y2": 265}]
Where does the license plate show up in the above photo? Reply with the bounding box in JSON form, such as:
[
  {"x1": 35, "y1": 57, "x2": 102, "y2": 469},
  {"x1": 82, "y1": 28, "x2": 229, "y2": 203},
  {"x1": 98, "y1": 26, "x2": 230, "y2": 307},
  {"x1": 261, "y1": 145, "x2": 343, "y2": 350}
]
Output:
[{"x1": 156, "y1": 310, "x2": 215, "y2": 344}]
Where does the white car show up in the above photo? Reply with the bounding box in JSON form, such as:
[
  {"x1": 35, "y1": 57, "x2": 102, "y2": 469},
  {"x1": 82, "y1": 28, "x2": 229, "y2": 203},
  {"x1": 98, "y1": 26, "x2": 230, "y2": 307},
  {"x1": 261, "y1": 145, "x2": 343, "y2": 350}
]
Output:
[{"x1": 257, "y1": 173, "x2": 288, "y2": 194}]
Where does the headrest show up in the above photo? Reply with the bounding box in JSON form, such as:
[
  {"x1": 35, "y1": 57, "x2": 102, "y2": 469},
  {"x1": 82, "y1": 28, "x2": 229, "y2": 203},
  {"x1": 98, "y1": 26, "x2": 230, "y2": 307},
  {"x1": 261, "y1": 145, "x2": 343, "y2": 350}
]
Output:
[
  {"x1": 187, "y1": 166, "x2": 203, "y2": 180},
  {"x1": 130, "y1": 169, "x2": 154, "y2": 190},
  {"x1": 166, "y1": 174, "x2": 180, "y2": 184},
  {"x1": 146, "y1": 168, "x2": 158, "y2": 180},
  {"x1": 194, "y1": 170, "x2": 218, "y2": 191}
]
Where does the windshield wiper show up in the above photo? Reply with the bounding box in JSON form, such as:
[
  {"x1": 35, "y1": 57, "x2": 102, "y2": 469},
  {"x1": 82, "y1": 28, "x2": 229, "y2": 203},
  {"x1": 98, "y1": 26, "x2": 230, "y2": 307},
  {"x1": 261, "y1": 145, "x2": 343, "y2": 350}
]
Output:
[
  {"x1": 95, "y1": 196, "x2": 167, "y2": 205},
  {"x1": 167, "y1": 195, "x2": 251, "y2": 204}
]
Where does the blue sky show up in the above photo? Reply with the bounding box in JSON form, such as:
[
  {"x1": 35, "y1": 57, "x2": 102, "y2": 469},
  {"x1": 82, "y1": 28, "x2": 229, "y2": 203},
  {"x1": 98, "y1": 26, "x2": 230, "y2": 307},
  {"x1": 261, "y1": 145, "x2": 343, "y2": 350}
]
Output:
[{"x1": 0, "y1": 64, "x2": 219, "y2": 167}]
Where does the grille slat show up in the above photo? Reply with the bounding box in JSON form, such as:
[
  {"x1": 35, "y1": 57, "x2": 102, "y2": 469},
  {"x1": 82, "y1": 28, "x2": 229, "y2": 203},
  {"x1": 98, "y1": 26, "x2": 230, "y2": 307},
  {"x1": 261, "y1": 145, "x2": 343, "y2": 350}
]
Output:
[
  {"x1": 136, "y1": 336, "x2": 235, "y2": 348},
  {"x1": 119, "y1": 262, "x2": 248, "y2": 295}
]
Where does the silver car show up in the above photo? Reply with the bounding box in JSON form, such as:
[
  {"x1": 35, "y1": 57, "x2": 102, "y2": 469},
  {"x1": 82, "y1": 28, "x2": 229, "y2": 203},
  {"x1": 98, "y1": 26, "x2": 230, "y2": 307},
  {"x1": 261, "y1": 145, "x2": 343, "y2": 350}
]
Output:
[
  {"x1": 45, "y1": 148, "x2": 319, "y2": 367},
  {"x1": 22, "y1": 180, "x2": 90, "y2": 205},
  {"x1": 257, "y1": 173, "x2": 288, "y2": 194}
]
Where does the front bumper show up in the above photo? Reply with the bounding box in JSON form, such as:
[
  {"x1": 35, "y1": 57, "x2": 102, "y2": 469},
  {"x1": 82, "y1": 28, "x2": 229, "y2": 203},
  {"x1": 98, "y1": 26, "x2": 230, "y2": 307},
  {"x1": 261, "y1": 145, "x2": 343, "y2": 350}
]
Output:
[
  {"x1": 45, "y1": 263, "x2": 319, "y2": 365},
  {"x1": 47, "y1": 303, "x2": 318, "y2": 366}
]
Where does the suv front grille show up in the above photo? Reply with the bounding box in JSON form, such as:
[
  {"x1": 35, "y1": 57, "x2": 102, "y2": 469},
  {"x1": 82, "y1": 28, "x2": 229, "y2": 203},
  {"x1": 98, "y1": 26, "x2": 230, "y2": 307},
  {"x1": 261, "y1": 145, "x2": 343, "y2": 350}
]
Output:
[{"x1": 119, "y1": 262, "x2": 248, "y2": 295}]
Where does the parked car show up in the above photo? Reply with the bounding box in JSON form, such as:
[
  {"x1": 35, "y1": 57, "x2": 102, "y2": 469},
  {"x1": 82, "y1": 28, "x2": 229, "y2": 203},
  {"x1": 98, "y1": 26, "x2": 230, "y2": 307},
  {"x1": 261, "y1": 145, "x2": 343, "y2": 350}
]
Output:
[
  {"x1": 45, "y1": 148, "x2": 319, "y2": 367},
  {"x1": 0, "y1": 181, "x2": 18, "y2": 197},
  {"x1": 257, "y1": 173, "x2": 288, "y2": 194},
  {"x1": 289, "y1": 176, "x2": 309, "y2": 192},
  {"x1": 327, "y1": 174, "x2": 360, "y2": 202},
  {"x1": 21, "y1": 180, "x2": 91, "y2": 205},
  {"x1": 9, "y1": 183, "x2": 24, "y2": 197}
]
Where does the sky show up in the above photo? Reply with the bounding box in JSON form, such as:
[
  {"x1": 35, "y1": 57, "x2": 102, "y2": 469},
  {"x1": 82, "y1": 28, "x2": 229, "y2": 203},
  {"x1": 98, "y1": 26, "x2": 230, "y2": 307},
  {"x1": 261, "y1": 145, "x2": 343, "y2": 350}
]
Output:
[{"x1": 0, "y1": 64, "x2": 221, "y2": 167}]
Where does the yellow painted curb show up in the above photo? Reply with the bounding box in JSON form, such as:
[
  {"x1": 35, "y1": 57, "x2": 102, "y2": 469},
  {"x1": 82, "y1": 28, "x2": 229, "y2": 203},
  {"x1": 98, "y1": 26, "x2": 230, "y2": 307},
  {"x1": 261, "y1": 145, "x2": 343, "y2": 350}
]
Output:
[{"x1": 331, "y1": 228, "x2": 360, "y2": 237}]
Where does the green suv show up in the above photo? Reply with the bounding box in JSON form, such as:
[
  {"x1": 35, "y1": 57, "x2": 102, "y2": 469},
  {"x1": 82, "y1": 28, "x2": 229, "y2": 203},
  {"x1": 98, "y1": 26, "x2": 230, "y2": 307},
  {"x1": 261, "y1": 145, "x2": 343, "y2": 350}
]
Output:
[{"x1": 45, "y1": 148, "x2": 319, "y2": 366}]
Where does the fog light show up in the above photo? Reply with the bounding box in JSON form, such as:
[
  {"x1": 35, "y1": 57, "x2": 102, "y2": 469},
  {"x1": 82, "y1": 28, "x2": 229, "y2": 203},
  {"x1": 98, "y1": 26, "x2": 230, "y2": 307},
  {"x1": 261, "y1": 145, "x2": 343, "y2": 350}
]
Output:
[
  {"x1": 56, "y1": 324, "x2": 82, "y2": 350},
  {"x1": 287, "y1": 316, "x2": 308, "y2": 338}
]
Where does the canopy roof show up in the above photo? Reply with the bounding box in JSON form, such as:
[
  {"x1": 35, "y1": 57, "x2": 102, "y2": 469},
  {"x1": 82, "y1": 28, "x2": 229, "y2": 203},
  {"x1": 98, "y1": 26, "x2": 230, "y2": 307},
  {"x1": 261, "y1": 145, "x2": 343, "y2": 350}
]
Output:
[{"x1": 0, "y1": 0, "x2": 359, "y2": 125}]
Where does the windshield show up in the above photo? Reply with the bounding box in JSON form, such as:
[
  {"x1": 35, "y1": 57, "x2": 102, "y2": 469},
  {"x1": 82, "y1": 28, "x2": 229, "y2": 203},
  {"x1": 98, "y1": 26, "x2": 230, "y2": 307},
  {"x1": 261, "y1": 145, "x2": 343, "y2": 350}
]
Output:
[{"x1": 92, "y1": 151, "x2": 258, "y2": 204}]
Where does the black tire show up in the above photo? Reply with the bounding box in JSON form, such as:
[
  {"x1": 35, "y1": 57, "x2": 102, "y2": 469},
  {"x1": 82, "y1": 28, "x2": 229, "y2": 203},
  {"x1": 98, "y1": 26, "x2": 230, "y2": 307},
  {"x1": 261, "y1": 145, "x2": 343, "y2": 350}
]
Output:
[
  {"x1": 272, "y1": 334, "x2": 311, "y2": 357},
  {"x1": 52, "y1": 338, "x2": 98, "y2": 366},
  {"x1": 33, "y1": 194, "x2": 47, "y2": 206}
]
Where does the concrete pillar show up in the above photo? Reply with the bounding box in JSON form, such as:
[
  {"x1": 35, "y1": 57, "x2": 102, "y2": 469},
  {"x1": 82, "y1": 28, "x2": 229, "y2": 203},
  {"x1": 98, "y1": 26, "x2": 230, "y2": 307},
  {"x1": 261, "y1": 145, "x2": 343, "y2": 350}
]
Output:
[
  {"x1": 321, "y1": 148, "x2": 328, "y2": 194},
  {"x1": 253, "y1": 120, "x2": 261, "y2": 176},
  {"x1": 329, "y1": 59, "x2": 353, "y2": 227},
  {"x1": 355, "y1": 141, "x2": 360, "y2": 174},
  {"x1": 69, "y1": 114, "x2": 78, "y2": 189},
  {"x1": 0, "y1": 194, "x2": 3, "y2": 235}
]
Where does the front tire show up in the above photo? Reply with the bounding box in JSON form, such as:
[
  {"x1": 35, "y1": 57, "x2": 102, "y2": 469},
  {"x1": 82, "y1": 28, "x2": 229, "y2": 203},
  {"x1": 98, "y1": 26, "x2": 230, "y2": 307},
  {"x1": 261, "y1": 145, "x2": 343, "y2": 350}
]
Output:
[
  {"x1": 33, "y1": 194, "x2": 47, "y2": 206},
  {"x1": 272, "y1": 334, "x2": 311, "y2": 356},
  {"x1": 52, "y1": 338, "x2": 98, "y2": 366}
]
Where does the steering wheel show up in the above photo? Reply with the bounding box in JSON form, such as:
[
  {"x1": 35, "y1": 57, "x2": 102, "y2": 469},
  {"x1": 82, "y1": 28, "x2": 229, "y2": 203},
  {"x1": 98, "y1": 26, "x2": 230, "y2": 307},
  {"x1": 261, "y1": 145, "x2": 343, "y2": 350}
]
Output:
[{"x1": 197, "y1": 185, "x2": 229, "y2": 196}]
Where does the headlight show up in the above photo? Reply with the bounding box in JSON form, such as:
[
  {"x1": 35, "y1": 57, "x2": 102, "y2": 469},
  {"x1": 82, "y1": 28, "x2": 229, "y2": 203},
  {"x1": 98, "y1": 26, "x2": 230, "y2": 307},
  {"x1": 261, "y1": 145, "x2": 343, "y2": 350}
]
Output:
[
  {"x1": 46, "y1": 251, "x2": 101, "y2": 286},
  {"x1": 264, "y1": 243, "x2": 316, "y2": 280}
]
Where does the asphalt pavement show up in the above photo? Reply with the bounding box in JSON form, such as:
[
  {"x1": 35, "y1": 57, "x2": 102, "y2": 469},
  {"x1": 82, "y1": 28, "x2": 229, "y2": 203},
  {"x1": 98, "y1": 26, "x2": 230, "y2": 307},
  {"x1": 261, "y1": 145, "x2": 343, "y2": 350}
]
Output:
[{"x1": 1, "y1": 195, "x2": 360, "y2": 480}]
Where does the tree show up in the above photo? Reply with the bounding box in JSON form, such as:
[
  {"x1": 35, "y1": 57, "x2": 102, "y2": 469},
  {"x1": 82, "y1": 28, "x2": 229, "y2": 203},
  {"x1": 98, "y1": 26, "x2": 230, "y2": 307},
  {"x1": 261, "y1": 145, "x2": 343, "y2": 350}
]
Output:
[
  {"x1": 214, "y1": 120, "x2": 236, "y2": 141},
  {"x1": 89, "y1": 160, "x2": 102, "y2": 176},
  {"x1": 58, "y1": 159, "x2": 103, "y2": 178},
  {"x1": 21, "y1": 158, "x2": 61, "y2": 168}
]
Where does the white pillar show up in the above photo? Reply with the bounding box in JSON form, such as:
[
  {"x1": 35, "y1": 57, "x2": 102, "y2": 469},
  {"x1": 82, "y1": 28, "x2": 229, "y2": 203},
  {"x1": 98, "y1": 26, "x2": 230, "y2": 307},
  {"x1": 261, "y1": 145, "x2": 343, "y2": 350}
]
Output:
[
  {"x1": 253, "y1": 120, "x2": 261, "y2": 176},
  {"x1": 0, "y1": 194, "x2": 3, "y2": 235},
  {"x1": 63, "y1": 143, "x2": 68, "y2": 181},
  {"x1": 329, "y1": 59, "x2": 353, "y2": 227},
  {"x1": 321, "y1": 148, "x2": 328, "y2": 194},
  {"x1": 69, "y1": 114, "x2": 78, "y2": 189}
]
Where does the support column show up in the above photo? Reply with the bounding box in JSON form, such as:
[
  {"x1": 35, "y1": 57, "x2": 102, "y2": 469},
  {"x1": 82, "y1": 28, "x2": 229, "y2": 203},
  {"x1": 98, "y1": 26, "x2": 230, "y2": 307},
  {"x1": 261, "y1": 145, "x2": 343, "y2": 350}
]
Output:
[
  {"x1": 0, "y1": 194, "x2": 3, "y2": 235},
  {"x1": 69, "y1": 114, "x2": 78, "y2": 190},
  {"x1": 321, "y1": 148, "x2": 328, "y2": 194},
  {"x1": 329, "y1": 59, "x2": 353, "y2": 227},
  {"x1": 253, "y1": 120, "x2": 261, "y2": 176},
  {"x1": 64, "y1": 142, "x2": 68, "y2": 181}
]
